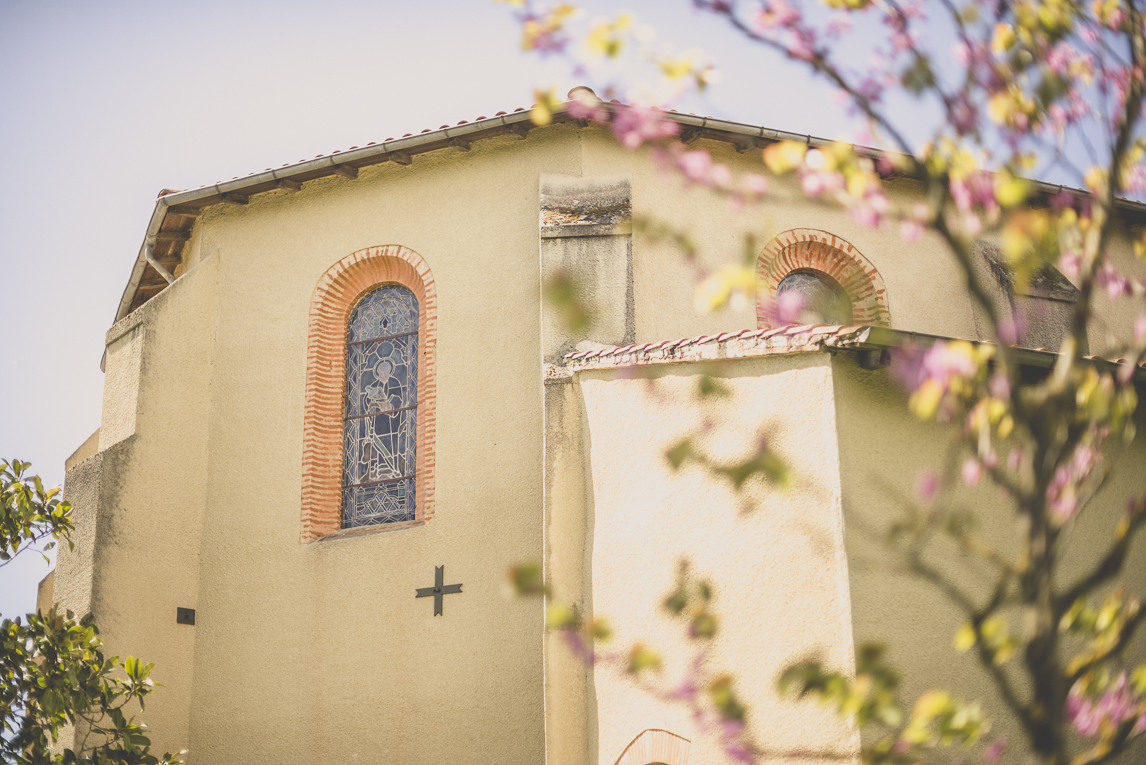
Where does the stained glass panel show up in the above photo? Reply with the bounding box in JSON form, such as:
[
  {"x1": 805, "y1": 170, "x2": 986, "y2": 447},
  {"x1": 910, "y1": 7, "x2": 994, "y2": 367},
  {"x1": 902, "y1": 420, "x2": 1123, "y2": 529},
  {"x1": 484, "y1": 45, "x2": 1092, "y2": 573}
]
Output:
[{"x1": 342, "y1": 286, "x2": 419, "y2": 528}]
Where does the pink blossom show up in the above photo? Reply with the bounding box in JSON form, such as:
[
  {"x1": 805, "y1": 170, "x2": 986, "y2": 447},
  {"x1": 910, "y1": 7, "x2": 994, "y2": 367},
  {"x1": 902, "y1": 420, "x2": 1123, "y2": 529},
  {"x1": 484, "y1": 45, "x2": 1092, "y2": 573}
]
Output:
[
  {"x1": 667, "y1": 674, "x2": 700, "y2": 703},
  {"x1": 611, "y1": 106, "x2": 680, "y2": 150},
  {"x1": 708, "y1": 163, "x2": 732, "y2": 189},
  {"x1": 961, "y1": 212, "x2": 983, "y2": 238},
  {"x1": 897, "y1": 0, "x2": 926, "y2": 21},
  {"x1": 567, "y1": 98, "x2": 609, "y2": 123},
  {"x1": 868, "y1": 190, "x2": 890, "y2": 214},
  {"x1": 754, "y1": 0, "x2": 800, "y2": 31},
  {"x1": 677, "y1": 150, "x2": 713, "y2": 185},
  {"x1": 825, "y1": 12, "x2": 852, "y2": 38},
  {"x1": 741, "y1": 173, "x2": 769, "y2": 197},
  {"x1": 916, "y1": 471, "x2": 940, "y2": 504},
  {"x1": 1096, "y1": 262, "x2": 1129, "y2": 299},
  {"x1": 1123, "y1": 163, "x2": 1146, "y2": 196},
  {"x1": 1047, "y1": 437, "x2": 1104, "y2": 522},
  {"x1": 1102, "y1": 9, "x2": 1127, "y2": 29},
  {"x1": 900, "y1": 219, "x2": 925, "y2": 242},
  {"x1": 950, "y1": 94, "x2": 978, "y2": 134},
  {"x1": 1059, "y1": 250, "x2": 1081, "y2": 279},
  {"x1": 787, "y1": 30, "x2": 818, "y2": 62},
  {"x1": 891, "y1": 340, "x2": 979, "y2": 397},
  {"x1": 989, "y1": 373, "x2": 1011, "y2": 400},
  {"x1": 953, "y1": 41, "x2": 970, "y2": 66},
  {"x1": 802, "y1": 172, "x2": 826, "y2": 197},
  {"x1": 857, "y1": 76, "x2": 886, "y2": 103},
  {"x1": 776, "y1": 291, "x2": 803, "y2": 324},
  {"x1": 850, "y1": 205, "x2": 881, "y2": 228},
  {"x1": 1047, "y1": 103, "x2": 1069, "y2": 135},
  {"x1": 889, "y1": 28, "x2": 916, "y2": 54},
  {"x1": 951, "y1": 179, "x2": 973, "y2": 212},
  {"x1": 995, "y1": 311, "x2": 1024, "y2": 345},
  {"x1": 984, "y1": 738, "x2": 1007, "y2": 763},
  {"x1": 962, "y1": 458, "x2": 982, "y2": 487},
  {"x1": 758, "y1": 291, "x2": 805, "y2": 328},
  {"x1": 1067, "y1": 673, "x2": 1141, "y2": 737}
]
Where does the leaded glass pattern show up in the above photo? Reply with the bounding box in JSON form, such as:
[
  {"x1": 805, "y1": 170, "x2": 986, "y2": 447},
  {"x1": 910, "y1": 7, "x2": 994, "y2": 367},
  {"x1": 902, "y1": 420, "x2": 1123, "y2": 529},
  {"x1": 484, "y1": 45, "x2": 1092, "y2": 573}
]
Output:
[
  {"x1": 342, "y1": 286, "x2": 419, "y2": 528},
  {"x1": 777, "y1": 270, "x2": 853, "y2": 326}
]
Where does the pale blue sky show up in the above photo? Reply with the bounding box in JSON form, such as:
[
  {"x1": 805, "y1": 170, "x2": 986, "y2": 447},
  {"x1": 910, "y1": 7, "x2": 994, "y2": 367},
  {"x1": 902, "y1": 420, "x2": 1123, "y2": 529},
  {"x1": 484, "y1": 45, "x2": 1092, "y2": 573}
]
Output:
[{"x1": 0, "y1": 0, "x2": 873, "y2": 617}]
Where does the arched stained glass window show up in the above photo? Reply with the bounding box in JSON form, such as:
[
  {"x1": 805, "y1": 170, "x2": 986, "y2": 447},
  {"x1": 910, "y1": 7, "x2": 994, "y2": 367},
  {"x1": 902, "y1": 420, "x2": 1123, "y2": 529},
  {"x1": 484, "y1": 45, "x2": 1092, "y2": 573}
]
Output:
[{"x1": 342, "y1": 286, "x2": 419, "y2": 528}]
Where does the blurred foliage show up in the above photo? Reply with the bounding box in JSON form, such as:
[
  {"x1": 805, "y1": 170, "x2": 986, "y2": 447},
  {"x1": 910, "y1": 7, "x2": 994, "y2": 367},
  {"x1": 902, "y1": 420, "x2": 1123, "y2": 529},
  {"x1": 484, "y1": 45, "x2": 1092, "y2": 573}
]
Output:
[
  {"x1": 543, "y1": 268, "x2": 594, "y2": 335},
  {"x1": 1, "y1": 461, "x2": 181, "y2": 765},
  {"x1": 499, "y1": 0, "x2": 1146, "y2": 762},
  {"x1": 666, "y1": 436, "x2": 792, "y2": 494},
  {"x1": 2, "y1": 460, "x2": 73, "y2": 568}
]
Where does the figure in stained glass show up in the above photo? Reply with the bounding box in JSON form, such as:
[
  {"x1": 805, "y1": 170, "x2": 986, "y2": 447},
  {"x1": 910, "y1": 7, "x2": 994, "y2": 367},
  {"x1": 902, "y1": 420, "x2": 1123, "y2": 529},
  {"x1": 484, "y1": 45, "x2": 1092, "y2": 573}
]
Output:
[{"x1": 342, "y1": 286, "x2": 419, "y2": 527}]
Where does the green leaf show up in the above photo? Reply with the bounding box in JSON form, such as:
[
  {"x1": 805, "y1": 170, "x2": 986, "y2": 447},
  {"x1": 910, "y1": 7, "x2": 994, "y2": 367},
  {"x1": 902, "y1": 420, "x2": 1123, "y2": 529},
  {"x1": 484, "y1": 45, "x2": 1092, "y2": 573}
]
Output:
[
  {"x1": 665, "y1": 439, "x2": 695, "y2": 470},
  {"x1": 627, "y1": 644, "x2": 662, "y2": 674}
]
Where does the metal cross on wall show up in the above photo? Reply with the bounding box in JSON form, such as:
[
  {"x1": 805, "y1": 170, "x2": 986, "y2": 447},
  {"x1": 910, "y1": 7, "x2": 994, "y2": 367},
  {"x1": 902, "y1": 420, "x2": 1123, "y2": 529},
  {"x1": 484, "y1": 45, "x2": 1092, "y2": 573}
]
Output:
[{"x1": 415, "y1": 565, "x2": 463, "y2": 616}]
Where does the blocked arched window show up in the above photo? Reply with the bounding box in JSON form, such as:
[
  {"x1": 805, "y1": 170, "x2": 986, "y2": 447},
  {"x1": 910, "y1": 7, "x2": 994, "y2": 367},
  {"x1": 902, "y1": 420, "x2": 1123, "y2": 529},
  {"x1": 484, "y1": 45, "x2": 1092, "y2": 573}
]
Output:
[
  {"x1": 301, "y1": 245, "x2": 437, "y2": 542},
  {"x1": 756, "y1": 229, "x2": 890, "y2": 329},
  {"x1": 776, "y1": 270, "x2": 853, "y2": 326}
]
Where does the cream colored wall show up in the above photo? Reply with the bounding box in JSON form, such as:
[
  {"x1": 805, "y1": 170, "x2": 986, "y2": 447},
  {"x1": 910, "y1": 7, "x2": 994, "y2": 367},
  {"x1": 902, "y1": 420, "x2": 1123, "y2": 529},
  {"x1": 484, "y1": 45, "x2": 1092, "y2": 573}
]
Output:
[
  {"x1": 543, "y1": 377, "x2": 595, "y2": 765},
  {"x1": 1090, "y1": 223, "x2": 1146, "y2": 357},
  {"x1": 63, "y1": 116, "x2": 1145, "y2": 765},
  {"x1": 833, "y1": 353, "x2": 1146, "y2": 763},
  {"x1": 100, "y1": 315, "x2": 144, "y2": 448},
  {"x1": 570, "y1": 353, "x2": 859, "y2": 765},
  {"x1": 64, "y1": 126, "x2": 618, "y2": 763},
  {"x1": 56, "y1": 254, "x2": 222, "y2": 754},
  {"x1": 179, "y1": 129, "x2": 586, "y2": 765},
  {"x1": 573, "y1": 129, "x2": 983, "y2": 344}
]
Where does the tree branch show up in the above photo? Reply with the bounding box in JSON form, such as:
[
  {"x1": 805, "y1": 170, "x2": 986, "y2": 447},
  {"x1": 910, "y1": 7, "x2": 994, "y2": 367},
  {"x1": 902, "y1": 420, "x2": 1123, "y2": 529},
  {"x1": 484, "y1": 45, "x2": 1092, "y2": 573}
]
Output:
[{"x1": 1058, "y1": 493, "x2": 1146, "y2": 609}]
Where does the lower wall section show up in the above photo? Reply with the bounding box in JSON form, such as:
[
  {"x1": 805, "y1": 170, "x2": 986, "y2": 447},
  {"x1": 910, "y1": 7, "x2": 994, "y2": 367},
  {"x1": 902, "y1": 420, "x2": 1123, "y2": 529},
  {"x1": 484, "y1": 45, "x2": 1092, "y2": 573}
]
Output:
[{"x1": 549, "y1": 352, "x2": 860, "y2": 765}]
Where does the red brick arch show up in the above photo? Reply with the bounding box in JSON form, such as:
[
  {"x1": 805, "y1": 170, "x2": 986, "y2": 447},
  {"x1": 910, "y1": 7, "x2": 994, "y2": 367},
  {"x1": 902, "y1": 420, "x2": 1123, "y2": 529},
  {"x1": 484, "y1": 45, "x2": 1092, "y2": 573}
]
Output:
[
  {"x1": 300, "y1": 245, "x2": 437, "y2": 543},
  {"x1": 756, "y1": 229, "x2": 890, "y2": 328}
]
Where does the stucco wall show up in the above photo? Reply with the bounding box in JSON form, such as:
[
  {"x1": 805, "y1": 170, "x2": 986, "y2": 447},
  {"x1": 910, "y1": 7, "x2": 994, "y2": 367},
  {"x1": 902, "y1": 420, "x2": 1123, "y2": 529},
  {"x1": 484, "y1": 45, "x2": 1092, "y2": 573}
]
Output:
[
  {"x1": 572, "y1": 130, "x2": 983, "y2": 345},
  {"x1": 1090, "y1": 222, "x2": 1146, "y2": 357},
  {"x1": 833, "y1": 353, "x2": 1146, "y2": 763},
  {"x1": 175, "y1": 128, "x2": 581, "y2": 765},
  {"x1": 63, "y1": 126, "x2": 614, "y2": 763},
  {"x1": 57, "y1": 252, "x2": 224, "y2": 754},
  {"x1": 543, "y1": 376, "x2": 596, "y2": 765},
  {"x1": 58, "y1": 115, "x2": 1146, "y2": 765},
  {"x1": 570, "y1": 353, "x2": 859, "y2": 765}
]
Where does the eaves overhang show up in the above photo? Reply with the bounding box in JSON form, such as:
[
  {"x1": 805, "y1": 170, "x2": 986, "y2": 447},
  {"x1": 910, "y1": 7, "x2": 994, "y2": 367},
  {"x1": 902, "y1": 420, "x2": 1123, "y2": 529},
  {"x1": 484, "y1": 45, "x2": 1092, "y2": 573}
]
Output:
[{"x1": 114, "y1": 95, "x2": 1146, "y2": 324}]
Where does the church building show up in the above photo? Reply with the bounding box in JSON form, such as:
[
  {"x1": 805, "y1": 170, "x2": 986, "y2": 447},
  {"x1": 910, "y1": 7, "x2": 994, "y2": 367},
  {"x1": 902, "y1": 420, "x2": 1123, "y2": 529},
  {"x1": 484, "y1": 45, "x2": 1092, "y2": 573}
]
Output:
[{"x1": 41, "y1": 89, "x2": 1146, "y2": 764}]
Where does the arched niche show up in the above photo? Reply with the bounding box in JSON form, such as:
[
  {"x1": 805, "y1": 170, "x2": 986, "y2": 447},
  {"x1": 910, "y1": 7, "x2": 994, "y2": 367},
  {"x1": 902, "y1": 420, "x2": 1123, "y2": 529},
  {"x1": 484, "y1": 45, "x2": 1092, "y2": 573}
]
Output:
[{"x1": 756, "y1": 228, "x2": 891, "y2": 328}]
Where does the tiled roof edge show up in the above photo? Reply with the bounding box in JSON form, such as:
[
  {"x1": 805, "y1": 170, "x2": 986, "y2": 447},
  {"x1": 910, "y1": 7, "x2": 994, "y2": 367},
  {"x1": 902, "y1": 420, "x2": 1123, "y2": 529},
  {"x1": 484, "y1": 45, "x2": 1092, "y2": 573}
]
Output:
[
  {"x1": 115, "y1": 92, "x2": 1146, "y2": 325},
  {"x1": 547, "y1": 324, "x2": 1146, "y2": 382}
]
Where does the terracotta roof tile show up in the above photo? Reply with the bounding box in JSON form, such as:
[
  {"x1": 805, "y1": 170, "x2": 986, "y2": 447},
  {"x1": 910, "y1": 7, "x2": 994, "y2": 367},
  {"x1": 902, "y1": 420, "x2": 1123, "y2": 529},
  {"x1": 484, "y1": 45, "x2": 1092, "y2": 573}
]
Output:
[
  {"x1": 552, "y1": 325, "x2": 1146, "y2": 384},
  {"x1": 558, "y1": 324, "x2": 864, "y2": 373}
]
